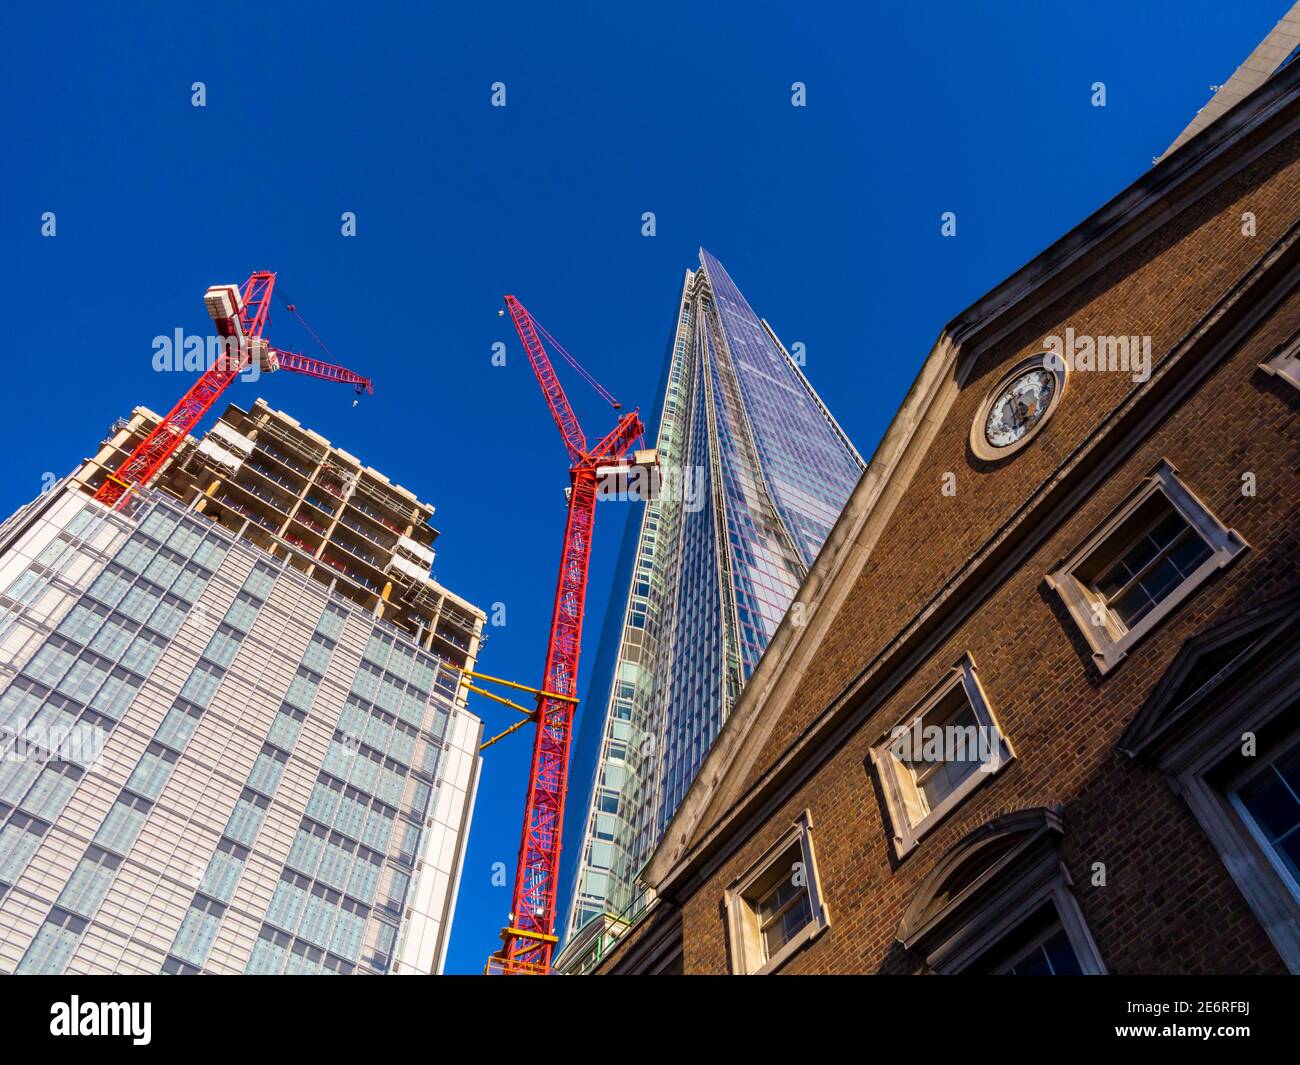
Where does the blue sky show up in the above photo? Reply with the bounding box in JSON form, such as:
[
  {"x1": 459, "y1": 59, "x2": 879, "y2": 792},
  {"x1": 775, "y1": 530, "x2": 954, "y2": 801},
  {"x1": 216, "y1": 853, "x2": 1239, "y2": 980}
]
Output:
[{"x1": 2, "y1": 0, "x2": 1286, "y2": 974}]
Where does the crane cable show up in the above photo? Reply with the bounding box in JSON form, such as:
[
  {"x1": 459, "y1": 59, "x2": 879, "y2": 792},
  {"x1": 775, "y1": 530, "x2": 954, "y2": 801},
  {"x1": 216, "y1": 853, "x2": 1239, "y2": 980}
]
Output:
[
  {"x1": 274, "y1": 286, "x2": 343, "y2": 365},
  {"x1": 530, "y1": 316, "x2": 622, "y2": 411}
]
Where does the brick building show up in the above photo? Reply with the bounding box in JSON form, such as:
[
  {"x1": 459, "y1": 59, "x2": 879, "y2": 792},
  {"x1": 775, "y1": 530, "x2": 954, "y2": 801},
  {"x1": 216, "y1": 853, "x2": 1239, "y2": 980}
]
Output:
[{"x1": 593, "y1": 21, "x2": 1300, "y2": 975}]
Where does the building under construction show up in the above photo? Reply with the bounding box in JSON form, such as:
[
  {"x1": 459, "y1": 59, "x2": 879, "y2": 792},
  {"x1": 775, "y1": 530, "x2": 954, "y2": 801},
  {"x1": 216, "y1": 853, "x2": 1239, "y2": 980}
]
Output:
[
  {"x1": 0, "y1": 399, "x2": 486, "y2": 974},
  {"x1": 80, "y1": 398, "x2": 483, "y2": 664}
]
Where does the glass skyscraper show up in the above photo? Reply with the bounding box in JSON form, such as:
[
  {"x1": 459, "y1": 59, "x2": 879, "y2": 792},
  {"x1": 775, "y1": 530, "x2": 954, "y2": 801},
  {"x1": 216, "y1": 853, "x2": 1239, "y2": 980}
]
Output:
[
  {"x1": 0, "y1": 402, "x2": 486, "y2": 975},
  {"x1": 557, "y1": 250, "x2": 863, "y2": 966}
]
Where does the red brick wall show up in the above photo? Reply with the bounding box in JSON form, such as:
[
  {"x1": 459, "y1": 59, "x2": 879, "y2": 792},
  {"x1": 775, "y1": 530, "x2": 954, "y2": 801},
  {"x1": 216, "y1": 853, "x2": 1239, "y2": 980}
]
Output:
[
  {"x1": 657, "y1": 134, "x2": 1300, "y2": 976},
  {"x1": 746, "y1": 131, "x2": 1300, "y2": 782}
]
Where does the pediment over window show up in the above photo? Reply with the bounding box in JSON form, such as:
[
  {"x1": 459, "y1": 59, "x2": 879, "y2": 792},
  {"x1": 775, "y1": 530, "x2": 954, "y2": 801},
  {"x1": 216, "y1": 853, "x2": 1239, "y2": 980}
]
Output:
[
  {"x1": 897, "y1": 807, "x2": 1064, "y2": 955},
  {"x1": 1120, "y1": 589, "x2": 1300, "y2": 763}
]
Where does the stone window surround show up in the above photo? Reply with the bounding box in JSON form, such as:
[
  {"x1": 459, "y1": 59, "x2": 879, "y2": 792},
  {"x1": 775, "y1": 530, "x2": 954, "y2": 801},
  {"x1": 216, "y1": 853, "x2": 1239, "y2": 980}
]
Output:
[
  {"x1": 723, "y1": 810, "x2": 829, "y2": 975},
  {"x1": 1046, "y1": 458, "x2": 1247, "y2": 675},
  {"x1": 968, "y1": 352, "x2": 1070, "y2": 462},
  {"x1": 1119, "y1": 596, "x2": 1300, "y2": 973},
  {"x1": 896, "y1": 808, "x2": 1107, "y2": 975},
  {"x1": 1178, "y1": 730, "x2": 1300, "y2": 973},
  {"x1": 936, "y1": 876, "x2": 1105, "y2": 975},
  {"x1": 869, "y1": 654, "x2": 1014, "y2": 859},
  {"x1": 1258, "y1": 324, "x2": 1300, "y2": 389}
]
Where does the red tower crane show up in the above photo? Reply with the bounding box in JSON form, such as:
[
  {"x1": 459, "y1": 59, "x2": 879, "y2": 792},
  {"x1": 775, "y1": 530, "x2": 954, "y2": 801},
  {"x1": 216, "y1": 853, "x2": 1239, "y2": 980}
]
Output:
[
  {"x1": 490, "y1": 295, "x2": 646, "y2": 975},
  {"x1": 94, "y1": 270, "x2": 373, "y2": 509}
]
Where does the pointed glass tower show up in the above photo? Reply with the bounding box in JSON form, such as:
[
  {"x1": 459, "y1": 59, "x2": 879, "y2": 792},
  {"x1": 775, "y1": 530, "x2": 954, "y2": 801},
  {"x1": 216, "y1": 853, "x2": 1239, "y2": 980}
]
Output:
[{"x1": 557, "y1": 250, "x2": 864, "y2": 961}]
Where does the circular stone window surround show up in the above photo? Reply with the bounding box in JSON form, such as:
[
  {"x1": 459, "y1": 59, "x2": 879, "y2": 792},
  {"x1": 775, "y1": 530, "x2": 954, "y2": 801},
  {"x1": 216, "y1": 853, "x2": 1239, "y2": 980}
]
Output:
[{"x1": 968, "y1": 352, "x2": 1069, "y2": 462}]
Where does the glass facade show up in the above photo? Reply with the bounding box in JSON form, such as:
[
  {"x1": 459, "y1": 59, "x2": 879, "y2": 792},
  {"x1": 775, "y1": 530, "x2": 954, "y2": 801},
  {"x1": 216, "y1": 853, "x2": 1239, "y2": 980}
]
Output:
[
  {"x1": 559, "y1": 250, "x2": 863, "y2": 947},
  {"x1": 0, "y1": 484, "x2": 482, "y2": 975}
]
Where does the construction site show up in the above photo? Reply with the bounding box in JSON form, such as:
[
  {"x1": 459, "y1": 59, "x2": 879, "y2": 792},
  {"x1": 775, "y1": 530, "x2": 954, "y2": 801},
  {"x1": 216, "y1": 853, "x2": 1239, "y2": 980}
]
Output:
[
  {"x1": 0, "y1": 264, "x2": 658, "y2": 976},
  {"x1": 0, "y1": 272, "x2": 495, "y2": 975},
  {"x1": 75, "y1": 399, "x2": 483, "y2": 670}
]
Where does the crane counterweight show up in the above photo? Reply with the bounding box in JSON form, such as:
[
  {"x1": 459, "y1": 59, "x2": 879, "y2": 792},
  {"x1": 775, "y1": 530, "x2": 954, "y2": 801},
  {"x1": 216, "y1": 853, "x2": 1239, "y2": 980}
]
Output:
[{"x1": 94, "y1": 271, "x2": 374, "y2": 509}]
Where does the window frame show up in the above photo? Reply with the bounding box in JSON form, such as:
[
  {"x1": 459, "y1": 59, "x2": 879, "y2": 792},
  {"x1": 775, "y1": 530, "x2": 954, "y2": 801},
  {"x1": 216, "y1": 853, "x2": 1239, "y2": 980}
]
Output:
[
  {"x1": 989, "y1": 911, "x2": 1084, "y2": 975},
  {"x1": 723, "y1": 811, "x2": 829, "y2": 975},
  {"x1": 896, "y1": 808, "x2": 1107, "y2": 975},
  {"x1": 1226, "y1": 731, "x2": 1300, "y2": 903},
  {"x1": 1046, "y1": 459, "x2": 1246, "y2": 675},
  {"x1": 1258, "y1": 325, "x2": 1300, "y2": 390},
  {"x1": 1176, "y1": 715, "x2": 1300, "y2": 973},
  {"x1": 948, "y1": 891, "x2": 1104, "y2": 975},
  {"x1": 870, "y1": 655, "x2": 1014, "y2": 858},
  {"x1": 1119, "y1": 593, "x2": 1300, "y2": 972}
]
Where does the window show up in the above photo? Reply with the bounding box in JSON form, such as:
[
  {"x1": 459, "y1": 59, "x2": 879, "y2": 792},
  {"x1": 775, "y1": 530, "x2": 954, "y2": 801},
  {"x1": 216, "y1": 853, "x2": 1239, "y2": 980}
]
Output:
[
  {"x1": 124, "y1": 744, "x2": 177, "y2": 800},
  {"x1": 267, "y1": 873, "x2": 309, "y2": 932},
  {"x1": 1258, "y1": 325, "x2": 1300, "y2": 390},
  {"x1": 57, "y1": 602, "x2": 108, "y2": 644},
  {"x1": 245, "y1": 928, "x2": 290, "y2": 974},
  {"x1": 57, "y1": 654, "x2": 111, "y2": 704},
  {"x1": 88, "y1": 614, "x2": 134, "y2": 659},
  {"x1": 315, "y1": 837, "x2": 354, "y2": 892},
  {"x1": 347, "y1": 852, "x2": 381, "y2": 904},
  {"x1": 155, "y1": 702, "x2": 203, "y2": 752},
  {"x1": 171, "y1": 897, "x2": 225, "y2": 966},
  {"x1": 89, "y1": 668, "x2": 140, "y2": 720},
  {"x1": 0, "y1": 815, "x2": 46, "y2": 884},
  {"x1": 1119, "y1": 593, "x2": 1299, "y2": 970},
  {"x1": 871, "y1": 655, "x2": 1013, "y2": 856},
  {"x1": 95, "y1": 795, "x2": 151, "y2": 854},
  {"x1": 201, "y1": 625, "x2": 244, "y2": 668},
  {"x1": 1079, "y1": 503, "x2": 1212, "y2": 629},
  {"x1": 199, "y1": 840, "x2": 248, "y2": 903},
  {"x1": 306, "y1": 778, "x2": 343, "y2": 824},
  {"x1": 241, "y1": 563, "x2": 279, "y2": 602},
  {"x1": 1047, "y1": 460, "x2": 1245, "y2": 674},
  {"x1": 975, "y1": 903, "x2": 1085, "y2": 975},
  {"x1": 316, "y1": 606, "x2": 347, "y2": 640},
  {"x1": 179, "y1": 662, "x2": 224, "y2": 709},
  {"x1": 120, "y1": 632, "x2": 166, "y2": 676},
  {"x1": 222, "y1": 593, "x2": 261, "y2": 634},
  {"x1": 1230, "y1": 738, "x2": 1300, "y2": 890},
  {"x1": 724, "y1": 812, "x2": 828, "y2": 975},
  {"x1": 301, "y1": 634, "x2": 335, "y2": 674},
  {"x1": 57, "y1": 848, "x2": 120, "y2": 917},
  {"x1": 16, "y1": 910, "x2": 86, "y2": 974},
  {"x1": 246, "y1": 747, "x2": 287, "y2": 797},
  {"x1": 284, "y1": 669, "x2": 321, "y2": 711},
  {"x1": 0, "y1": 756, "x2": 43, "y2": 807},
  {"x1": 20, "y1": 765, "x2": 81, "y2": 822},
  {"x1": 297, "y1": 886, "x2": 338, "y2": 948},
  {"x1": 287, "y1": 822, "x2": 328, "y2": 876},
  {"x1": 224, "y1": 790, "x2": 269, "y2": 847},
  {"x1": 330, "y1": 901, "x2": 367, "y2": 962},
  {"x1": 24, "y1": 637, "x2": 78, "y2": 687},
  {"x1": 897, "y1": 808, "x2": 1106, "y2": 974},
  {"x1": 753, "y1": 869, "x2": 813, "y2": 960},
  {"x1": 267, "y1": 707, "x2": 306, "y2": 752},
  {"x1": 145, "y1": 595, "x2": 188, "y2": 638}
]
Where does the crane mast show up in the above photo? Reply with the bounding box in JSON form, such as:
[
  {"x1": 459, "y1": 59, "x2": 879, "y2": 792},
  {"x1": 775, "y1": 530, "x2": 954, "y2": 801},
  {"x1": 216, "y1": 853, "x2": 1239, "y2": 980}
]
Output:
[
  {"x1": 492, "y1": 296, "x2": 644, "y2": 974},
  {"x1": 94, "y1": 271, "x2": 373, "y2": 509}
]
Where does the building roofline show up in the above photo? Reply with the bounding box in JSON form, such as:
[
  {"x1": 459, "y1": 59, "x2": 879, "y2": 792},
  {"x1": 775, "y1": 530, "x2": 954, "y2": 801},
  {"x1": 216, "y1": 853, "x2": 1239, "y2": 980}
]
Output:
[
  {"x1": 1159, "y1": 1, "x2": 1300, "y2": 160},
  {"x1": 642, "y1": 49, "x2": 1300, "y2": 895}
]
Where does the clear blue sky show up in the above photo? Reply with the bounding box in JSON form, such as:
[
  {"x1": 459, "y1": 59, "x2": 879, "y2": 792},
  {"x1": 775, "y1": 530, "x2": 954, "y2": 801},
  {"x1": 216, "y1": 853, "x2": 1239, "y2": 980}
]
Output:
[{"x1": 2, "y1": 0, "x2": 1286, "y2": 974}]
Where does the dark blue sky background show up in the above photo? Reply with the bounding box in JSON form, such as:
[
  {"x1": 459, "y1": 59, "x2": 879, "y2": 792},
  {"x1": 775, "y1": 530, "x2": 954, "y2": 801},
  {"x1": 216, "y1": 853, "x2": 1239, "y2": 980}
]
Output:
[{"x1": 2, "y1": 0, "x2": 1286, "y2": 974}]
